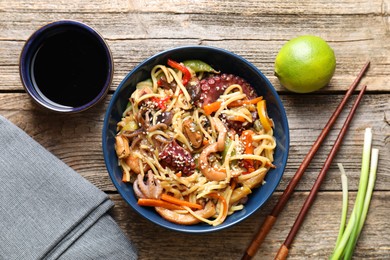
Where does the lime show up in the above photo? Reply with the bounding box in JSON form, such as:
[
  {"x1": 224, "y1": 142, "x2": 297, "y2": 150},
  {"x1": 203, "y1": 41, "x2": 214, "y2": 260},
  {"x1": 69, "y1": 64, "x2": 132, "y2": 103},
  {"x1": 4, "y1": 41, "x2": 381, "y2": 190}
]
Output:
[{"x1": 274, "y1": 35, "x2": 336, "y2": 93}]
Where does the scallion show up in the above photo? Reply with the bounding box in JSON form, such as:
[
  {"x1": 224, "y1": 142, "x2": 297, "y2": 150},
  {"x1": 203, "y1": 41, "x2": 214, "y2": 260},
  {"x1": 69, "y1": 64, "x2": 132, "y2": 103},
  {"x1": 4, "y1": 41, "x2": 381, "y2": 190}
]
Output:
[
  {"x1": 334, "y1": 163, "x2": 349, "y2": 249},
  {"x1": 331, "y1": 128, "x2": 379, "y2": 259}
]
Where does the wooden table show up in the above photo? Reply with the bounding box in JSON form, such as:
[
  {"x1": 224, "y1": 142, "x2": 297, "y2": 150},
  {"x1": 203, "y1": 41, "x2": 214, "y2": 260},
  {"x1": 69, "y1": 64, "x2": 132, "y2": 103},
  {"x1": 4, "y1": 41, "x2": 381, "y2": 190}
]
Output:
[{"x1": 1, "y1": 1, "x2": 389, "y2": 259}]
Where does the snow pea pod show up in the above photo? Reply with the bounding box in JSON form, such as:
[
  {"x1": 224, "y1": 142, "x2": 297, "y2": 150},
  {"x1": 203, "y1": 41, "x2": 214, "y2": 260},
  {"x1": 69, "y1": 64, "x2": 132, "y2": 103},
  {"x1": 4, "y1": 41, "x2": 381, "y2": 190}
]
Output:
[{"x1": 182, "y1": 60, "x2": 219, "y2": 73}]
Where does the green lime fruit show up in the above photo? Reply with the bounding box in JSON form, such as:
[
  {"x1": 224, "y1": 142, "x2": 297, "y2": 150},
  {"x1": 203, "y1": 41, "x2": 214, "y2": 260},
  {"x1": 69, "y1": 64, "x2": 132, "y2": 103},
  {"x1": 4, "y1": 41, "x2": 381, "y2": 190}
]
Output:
[{"x1": 274, "y1": 35, "x2": 336, "y2": 93}]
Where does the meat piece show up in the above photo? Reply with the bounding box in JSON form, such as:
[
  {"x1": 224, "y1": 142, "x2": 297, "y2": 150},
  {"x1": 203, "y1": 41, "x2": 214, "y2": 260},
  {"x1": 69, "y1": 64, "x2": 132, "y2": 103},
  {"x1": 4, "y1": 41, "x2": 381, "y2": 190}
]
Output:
[
  {"x1": 182, "y1": 118, "x2": 203, "y2": 149},
  {"x1": 186, "y1": 77, "x2": 201, "y2": 102},
  {"x1": 156, "y1": 111, "x2": 173, "y2": 126},
  {"x1": 223, "y1": 111, "x2": 259, "y2": 134},
  {"x1": 199, "y1": 118, "x2": 227, "y2": 181},
  {"x1": 133, "y1": 171, "x2": 163, "y2": 199},
  {"x1": 159, "y1": 140, "x2": 195, "y2": 175},
  {"x1": 198, "y1": 73, "x2": 257, "y2": 106},
  {"x1": 125, "y1": 153, "x2": 150, "y2": 175}
]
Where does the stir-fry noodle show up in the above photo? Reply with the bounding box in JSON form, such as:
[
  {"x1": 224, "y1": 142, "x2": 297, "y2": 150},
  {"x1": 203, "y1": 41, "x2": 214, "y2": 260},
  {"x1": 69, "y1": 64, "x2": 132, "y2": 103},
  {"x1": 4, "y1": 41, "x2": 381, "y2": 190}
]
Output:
[{"x1": 115, "y1": 59, "x2": 276, "y2": 226}]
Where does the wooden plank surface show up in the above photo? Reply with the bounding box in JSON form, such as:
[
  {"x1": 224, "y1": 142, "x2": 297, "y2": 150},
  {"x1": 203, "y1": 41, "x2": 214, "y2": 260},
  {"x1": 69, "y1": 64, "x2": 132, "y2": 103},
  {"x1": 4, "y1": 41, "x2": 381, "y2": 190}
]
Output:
[
  {"x1": 1, "y1": 2, "x2": 390, "y2": 92},
  {"x1": 108, "y1": 192, "x2": 390, "y2": 260},
  {"x1": 0, "y1": 0, "x2": 385, "y2": 14},
  {"x1": 1, "y1": 0, "x2": 389, "y2": 259},
  {"x1": 1, "y1": 38, "x2": 388, "y2": 92}
]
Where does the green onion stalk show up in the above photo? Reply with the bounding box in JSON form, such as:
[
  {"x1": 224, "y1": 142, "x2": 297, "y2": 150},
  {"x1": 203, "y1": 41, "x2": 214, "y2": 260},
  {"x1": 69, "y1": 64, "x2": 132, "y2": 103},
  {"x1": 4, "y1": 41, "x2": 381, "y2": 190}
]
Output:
[
  {"x1": 334, "y1": 163, "x2": 348, "y2": 248},
  {"x1": 331, "y1": 128, "x2": 379, "y2": 259}
]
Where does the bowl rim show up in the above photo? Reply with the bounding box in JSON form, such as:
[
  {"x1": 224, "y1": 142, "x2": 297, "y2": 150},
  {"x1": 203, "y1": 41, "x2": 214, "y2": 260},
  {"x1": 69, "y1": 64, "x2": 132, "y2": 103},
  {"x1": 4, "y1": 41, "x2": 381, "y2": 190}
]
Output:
[{"x1": 103, "y1": 45, "x2": 289, "y2": 233}]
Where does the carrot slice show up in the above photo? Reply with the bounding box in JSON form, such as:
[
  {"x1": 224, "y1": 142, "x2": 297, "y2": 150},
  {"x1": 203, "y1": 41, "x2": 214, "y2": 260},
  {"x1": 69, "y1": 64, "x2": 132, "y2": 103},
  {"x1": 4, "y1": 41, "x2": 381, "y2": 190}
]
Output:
[
  {"x1": 122, "y1": 170, "x2": 131, "y2": 182},
  {"x1": 138, "y1": 198, "x2": 183, "y2": 210},
  {"x1": 231, "y1": 116, "x2": 247, "y2": 122},
  {"x1": 207, "y1": 192, "x2": 228, "y2": 223},
  {"x1": 161, "y1": 193, "x2": 203, "y2": 210},
  {"x1": 228, "y1": 96, "x2": 263, "y2": 107},
  {"x1": 241, "y1": 130, "x2": 255, "y2": 173},
  {"x1": 203, "y1": 101, "x2": 222, "y2": 116}
]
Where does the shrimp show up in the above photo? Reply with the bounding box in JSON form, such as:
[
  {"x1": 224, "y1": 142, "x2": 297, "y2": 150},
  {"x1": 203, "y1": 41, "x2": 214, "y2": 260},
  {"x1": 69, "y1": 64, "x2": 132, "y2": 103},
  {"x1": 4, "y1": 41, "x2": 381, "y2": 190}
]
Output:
[
  {"x1": 199, "y1": 117, "x2": 227, "y2": 181},
  {"x1": 125, "y1": 152, "x2": 150, "y2": 175},
  {"x1": 155, "y1": 201, "x2": 216, "y2": 225}
]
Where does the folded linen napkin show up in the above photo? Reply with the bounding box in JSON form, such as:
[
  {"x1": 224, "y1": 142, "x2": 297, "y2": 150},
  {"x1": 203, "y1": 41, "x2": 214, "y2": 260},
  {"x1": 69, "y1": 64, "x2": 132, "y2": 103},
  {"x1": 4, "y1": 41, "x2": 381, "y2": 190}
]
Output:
[{"x1": 0, "y1": 115, "x2": 137, "y2": 260}]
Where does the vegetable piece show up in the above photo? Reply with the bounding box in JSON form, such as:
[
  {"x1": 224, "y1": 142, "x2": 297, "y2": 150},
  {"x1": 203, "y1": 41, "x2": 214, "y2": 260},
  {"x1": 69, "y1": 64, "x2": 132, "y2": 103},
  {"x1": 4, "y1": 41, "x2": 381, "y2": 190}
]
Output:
[
  {"x1": 230, "y1": 180, "x2": 237, "y2": 190},
  {"x1": 207, "y1": 192, "x2": 228, "y2": 224},
  {"x1": 242, "y1": 170, "x2": 267, "y2": 189},
  {"x1": 221, "y1": 137, "x2": 233, "y2": 162},
  {"x1": 115, "y1": 135, "x2": 130, "y2": 159},
  {"x1": 331, "y1": 202, "x2": 358, "y2": 260},
  {"x1": 333, "y1": 163, "x2": 349, "y2": 250},
  {"x1": 182, "y1": 60, "x2": 219, "y2": 73},
  {"x1": 151, "y1": 96, "x2": 171, "y2": 110},
  {"x1": 138, "y1": 198, "x2": 183, "y2": 211},
  {"x1": 227, "y1": 96, "x2": 263, "y2": 108},
  {"x1": 230, "y1": 186, "x2": 252, "y2": 204},
  {"x1": 240, "y1": 130, "x2": 255, "y2": 173},
  {"x1": 357, "y1": 148, "x2": 378, "y2": 235},
  {"x1": 157, "y1": 79, "x2": 164, "y2": 86},
  {"x1": 161, "y1": 193, "x2": 203, "y2": 210},
  {"x1": 257, "y1": 100, "x2": 273, "y2": 132},
  {"x1": 136, "y1": 79, "x2": 152, "y2": 89},
  {"x1": 121, "y1": 120, "x2": 139, "y2": 132},
  {"x1": 331, "y1": 128, "x2": 379, "y2": 259},
  {"x1": 231, "y1": 116, "x2": 247, "y2": 122},
  {"x1": 122, "y1": 170, "x2": 131, "y2": 183},
  {"x1": 241, "y1": 130, "x2": 254, "y2": 154},
  {"x1": 167, "y1": 59, "x2": 192, "y2": 85},
  {"x1": 253, "y1": 120, "x2": 262, "y2": 132},
  {"x1": 203, "y1": 101, "x2": 222, "y2": 116},
  {"x1": 343, "y1": 128, "x2": 373, "y2": 259},
  {"x1": 343, "y1": 147, "x2": 379, "y2": 259}
]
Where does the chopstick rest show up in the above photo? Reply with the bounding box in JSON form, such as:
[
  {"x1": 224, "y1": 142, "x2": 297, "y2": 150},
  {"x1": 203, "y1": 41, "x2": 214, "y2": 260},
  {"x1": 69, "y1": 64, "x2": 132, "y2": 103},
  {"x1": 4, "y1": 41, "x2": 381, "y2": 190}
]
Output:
[{"x1": 0, "y1": 116, "x2": 137, "y2": 259}]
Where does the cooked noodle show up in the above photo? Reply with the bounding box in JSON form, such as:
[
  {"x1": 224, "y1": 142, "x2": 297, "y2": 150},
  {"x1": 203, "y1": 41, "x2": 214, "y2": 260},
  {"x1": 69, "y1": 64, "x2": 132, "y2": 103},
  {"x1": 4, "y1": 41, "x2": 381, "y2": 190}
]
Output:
[{"x1": 115, "y1": 60, "x2": 276, "y2": 226}]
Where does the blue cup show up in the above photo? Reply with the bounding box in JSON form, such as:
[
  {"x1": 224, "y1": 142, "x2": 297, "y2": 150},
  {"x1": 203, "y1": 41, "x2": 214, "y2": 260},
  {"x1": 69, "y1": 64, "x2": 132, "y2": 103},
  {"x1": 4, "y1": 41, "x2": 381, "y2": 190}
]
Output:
[{"x1": 19, "y1": 20, "x2": 113, "y2": 113}]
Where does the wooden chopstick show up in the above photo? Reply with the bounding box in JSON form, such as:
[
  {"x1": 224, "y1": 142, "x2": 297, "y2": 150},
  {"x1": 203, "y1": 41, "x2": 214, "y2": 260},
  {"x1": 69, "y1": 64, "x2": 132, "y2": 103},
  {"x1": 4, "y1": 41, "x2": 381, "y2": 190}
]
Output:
[
  {"x1": 241, "y1": 61, "x2": 370, "y2": 260},
  {"x1": 275, "y1": 84, "x2": 367, "y2": 260}
]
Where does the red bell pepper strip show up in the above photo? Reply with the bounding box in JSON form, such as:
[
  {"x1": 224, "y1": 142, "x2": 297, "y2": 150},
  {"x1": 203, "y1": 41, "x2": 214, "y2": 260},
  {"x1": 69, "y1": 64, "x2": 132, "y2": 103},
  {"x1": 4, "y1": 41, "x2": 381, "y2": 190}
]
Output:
[
  {"x1": 151, "y1": 96, "x2": 171, "y2": 110},
  {"x1": 157, "y1": 79, "x2": 164, "y2": 86},
  {"x1": 167, "y1": 59, "x2": 191, "y2": 85}
]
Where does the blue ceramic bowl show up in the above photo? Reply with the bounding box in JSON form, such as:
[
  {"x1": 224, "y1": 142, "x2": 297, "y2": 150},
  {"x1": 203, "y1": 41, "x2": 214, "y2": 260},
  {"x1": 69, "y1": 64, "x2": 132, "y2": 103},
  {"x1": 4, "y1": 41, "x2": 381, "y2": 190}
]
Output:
[
  {"x1": 20, "y1": 20, "x2": 113, "y2": 113},
  {"x1": 103, "y1": 46, "x2": 289, "y2": 233}
]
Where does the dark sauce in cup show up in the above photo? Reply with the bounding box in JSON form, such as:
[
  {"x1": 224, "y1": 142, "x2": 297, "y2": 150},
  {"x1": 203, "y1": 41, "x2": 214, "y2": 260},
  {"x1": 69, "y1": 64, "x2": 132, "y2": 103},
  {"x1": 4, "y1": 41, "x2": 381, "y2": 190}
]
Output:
[{"x1": 31, "y1": 29, "x2": 109, "y2": 108}]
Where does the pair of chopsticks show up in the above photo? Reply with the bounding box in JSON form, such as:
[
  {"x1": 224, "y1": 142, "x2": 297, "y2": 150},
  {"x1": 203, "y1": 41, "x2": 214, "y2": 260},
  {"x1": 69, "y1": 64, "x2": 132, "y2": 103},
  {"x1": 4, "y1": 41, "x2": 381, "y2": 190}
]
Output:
[{"x1": 242, "y1": 61, "x2": 370, "y2": 260}]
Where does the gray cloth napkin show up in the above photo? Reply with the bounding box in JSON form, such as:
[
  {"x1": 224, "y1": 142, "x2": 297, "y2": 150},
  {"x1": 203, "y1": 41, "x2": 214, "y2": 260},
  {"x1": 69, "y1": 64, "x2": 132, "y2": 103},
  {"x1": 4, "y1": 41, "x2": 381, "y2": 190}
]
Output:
[{"x1": 0, "y1": 115, "x2": 137, "y2": 260}]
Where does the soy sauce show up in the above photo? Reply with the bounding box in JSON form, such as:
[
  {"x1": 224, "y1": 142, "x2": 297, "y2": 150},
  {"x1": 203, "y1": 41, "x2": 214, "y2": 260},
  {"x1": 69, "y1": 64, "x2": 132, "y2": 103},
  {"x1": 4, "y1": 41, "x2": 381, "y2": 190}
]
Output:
[{"x1": 32, "y1": 29, "x2": 109, "y2": 107}]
